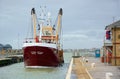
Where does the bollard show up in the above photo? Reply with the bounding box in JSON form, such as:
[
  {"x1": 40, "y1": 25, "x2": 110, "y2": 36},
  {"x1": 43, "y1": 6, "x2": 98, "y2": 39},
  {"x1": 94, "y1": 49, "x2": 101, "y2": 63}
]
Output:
[
  {"x1": 85, "y1": 59, "x2": 88, "y2": 63},
  {"x1": 83, "y1": 57, "x2": 85, "y2": 61},
  {"x1": 91, "y1": 63, "x2": 95, "y2": 69},
  {"x1": 106, "y1": 72, "x2": 113, "y2": 79}
]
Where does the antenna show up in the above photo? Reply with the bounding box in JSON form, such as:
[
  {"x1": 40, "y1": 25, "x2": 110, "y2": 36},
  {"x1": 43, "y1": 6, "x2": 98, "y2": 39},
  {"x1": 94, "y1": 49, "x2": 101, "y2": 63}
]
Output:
[
  {"x1": 18, "y1": 33, "x2": 20, "y2": 49},
  {"x1": 113, "y1": 17, "x2": 115, "y2": 23},
  {"x1": 48, "y1": 12, "x2": 51, "y2": 18},
  {"x1": 40, "y1": 6, "x2": 47, "y2": 19}
]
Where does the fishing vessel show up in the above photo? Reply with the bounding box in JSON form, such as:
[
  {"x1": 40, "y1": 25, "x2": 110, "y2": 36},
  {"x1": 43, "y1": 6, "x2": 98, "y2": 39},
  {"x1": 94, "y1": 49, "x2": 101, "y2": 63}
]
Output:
[{"x1": 23, "y1": 7, "x2": 64, "y2": 68}]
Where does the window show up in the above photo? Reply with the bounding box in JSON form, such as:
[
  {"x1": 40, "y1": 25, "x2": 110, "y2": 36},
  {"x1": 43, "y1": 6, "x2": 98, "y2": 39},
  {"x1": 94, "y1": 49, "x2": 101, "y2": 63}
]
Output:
[{"x1": 118, "y1": 34, "x2": 120, "y2": 39}]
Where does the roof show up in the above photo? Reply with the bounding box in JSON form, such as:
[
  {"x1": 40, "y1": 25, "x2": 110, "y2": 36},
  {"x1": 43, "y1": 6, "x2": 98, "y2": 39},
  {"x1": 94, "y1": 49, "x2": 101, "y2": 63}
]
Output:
[{"x1": 105, "y1": 20, "x2": 120, "y2": 30}]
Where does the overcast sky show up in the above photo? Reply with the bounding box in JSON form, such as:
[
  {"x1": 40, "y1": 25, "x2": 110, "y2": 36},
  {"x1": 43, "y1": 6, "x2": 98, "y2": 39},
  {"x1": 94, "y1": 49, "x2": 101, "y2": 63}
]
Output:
[{"x1": 0, "y1": 0, "x2": 120, "y2": 49}]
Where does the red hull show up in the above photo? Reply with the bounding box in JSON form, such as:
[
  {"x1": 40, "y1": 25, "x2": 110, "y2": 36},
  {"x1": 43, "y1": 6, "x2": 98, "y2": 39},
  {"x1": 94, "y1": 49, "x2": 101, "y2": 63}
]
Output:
[{"x1": 23, "y1": 46, "x2": 60, "y2": 67}]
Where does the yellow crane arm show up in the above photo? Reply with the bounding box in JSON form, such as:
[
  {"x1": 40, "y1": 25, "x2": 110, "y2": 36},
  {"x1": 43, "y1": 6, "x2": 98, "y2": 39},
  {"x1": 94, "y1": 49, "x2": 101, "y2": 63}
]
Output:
[
  {"x1": 31, "y1": 8, "x2": 37, "y2": 42},
  {"x1": 56, "y1": 8, "x2": 63, "y2": 41}
]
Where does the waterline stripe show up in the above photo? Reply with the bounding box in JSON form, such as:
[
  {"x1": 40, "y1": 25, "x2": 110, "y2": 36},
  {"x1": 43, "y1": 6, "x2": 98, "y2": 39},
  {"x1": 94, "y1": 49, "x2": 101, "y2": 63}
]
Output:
[{"x1": 25, "y1": 66, "x2": 55, "y2": 68}]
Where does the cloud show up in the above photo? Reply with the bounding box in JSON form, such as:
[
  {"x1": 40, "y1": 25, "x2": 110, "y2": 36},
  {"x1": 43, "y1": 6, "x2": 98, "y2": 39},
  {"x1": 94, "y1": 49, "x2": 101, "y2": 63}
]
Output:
[
  {"x1": 63, "y1": 29, "x2": 104, "y2": 39},
  {"x1": 62, "y1": 29, "x2": 104, "y2": 49},
  {"x1": 63, "y1": 33, "x2": 88, "y2": 39},
  {"x1": 0, "y1": 0, "x2": 120, "y2": 49}
]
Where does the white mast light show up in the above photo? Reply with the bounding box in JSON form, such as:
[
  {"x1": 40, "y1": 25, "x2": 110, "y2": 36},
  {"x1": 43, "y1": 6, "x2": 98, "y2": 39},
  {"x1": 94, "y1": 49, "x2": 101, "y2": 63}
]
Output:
[{"x1": 48, "y1": 12, "x2": 51, "y2": 18}]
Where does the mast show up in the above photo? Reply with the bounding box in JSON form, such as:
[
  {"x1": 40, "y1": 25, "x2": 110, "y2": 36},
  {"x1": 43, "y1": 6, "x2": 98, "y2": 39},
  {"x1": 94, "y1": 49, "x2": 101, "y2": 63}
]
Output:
[
  {"x1": 56, "y1": 8, "x2": 63, "y2": 47},
  {"x1": 56, "y1": 8, "x2": 63, "y2": 35},
  {"x1": 39, "y1": 6, "x2": 46, "y2": 40},
  {"x1": 31, "y1": 8, "x2": 37, "y2": 42}
]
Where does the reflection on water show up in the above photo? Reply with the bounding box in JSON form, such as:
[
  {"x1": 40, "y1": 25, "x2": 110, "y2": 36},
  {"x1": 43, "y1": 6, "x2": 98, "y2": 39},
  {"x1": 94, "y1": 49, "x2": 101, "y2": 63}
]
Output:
[
  {"x1": 0, "y1": 53, "x2": 72, "y2": 79},
  {"x1": 25, "y1": 67, "x2": 57, "y2": 72}
]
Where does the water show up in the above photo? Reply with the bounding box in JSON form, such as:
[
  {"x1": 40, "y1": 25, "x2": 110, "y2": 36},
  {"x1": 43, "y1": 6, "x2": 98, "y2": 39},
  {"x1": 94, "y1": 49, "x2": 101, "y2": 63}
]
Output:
[{"x1": 0, "y1": 52, "x2": 72, "y2": 79}]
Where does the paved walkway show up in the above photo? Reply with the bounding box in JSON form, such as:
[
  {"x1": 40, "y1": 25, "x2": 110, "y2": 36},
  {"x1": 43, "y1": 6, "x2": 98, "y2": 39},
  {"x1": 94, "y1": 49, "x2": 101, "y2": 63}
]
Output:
[
  {"x1": 82, "y1": 57, "x2": 120, "y2": 79},
  {"x1": 73, "y1": 58, "x2": 91, "y2": 79}
]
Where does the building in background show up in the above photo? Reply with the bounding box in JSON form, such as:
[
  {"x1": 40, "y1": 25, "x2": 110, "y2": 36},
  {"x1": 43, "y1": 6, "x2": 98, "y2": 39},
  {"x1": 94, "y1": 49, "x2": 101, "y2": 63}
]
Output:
[
  {"x1": 103, "y1": 20, "x2": 120, "y2": 66},
  {"x1": 0, "y1": 44, "x2": 12, "y2": 51}
]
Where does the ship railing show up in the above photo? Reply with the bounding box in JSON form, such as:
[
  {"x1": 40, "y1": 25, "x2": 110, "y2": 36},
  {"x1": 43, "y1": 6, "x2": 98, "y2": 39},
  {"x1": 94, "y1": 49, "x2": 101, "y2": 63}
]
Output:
[
  {"x1": 23, "y1": 38, "x2": 37, "y2": 43},
  {"x1": 24, "y1": 38, "x2": 56, "y2": 44}
]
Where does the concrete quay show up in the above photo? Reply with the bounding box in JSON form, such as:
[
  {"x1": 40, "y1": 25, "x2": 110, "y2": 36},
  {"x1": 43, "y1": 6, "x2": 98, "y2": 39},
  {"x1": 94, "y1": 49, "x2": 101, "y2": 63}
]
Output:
[
  {"x1": 0, "y1": 55, "x2": 23, "y2": 67},
  {"x1": 66, "y1": 57, "x2": 120, "y2": 79},
  {"x1": 0, "y1": 49, "x2": 23, "y2": 67},
  {"x1": 85, "y1": 57, "x2": 120, "y2": 79}
]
